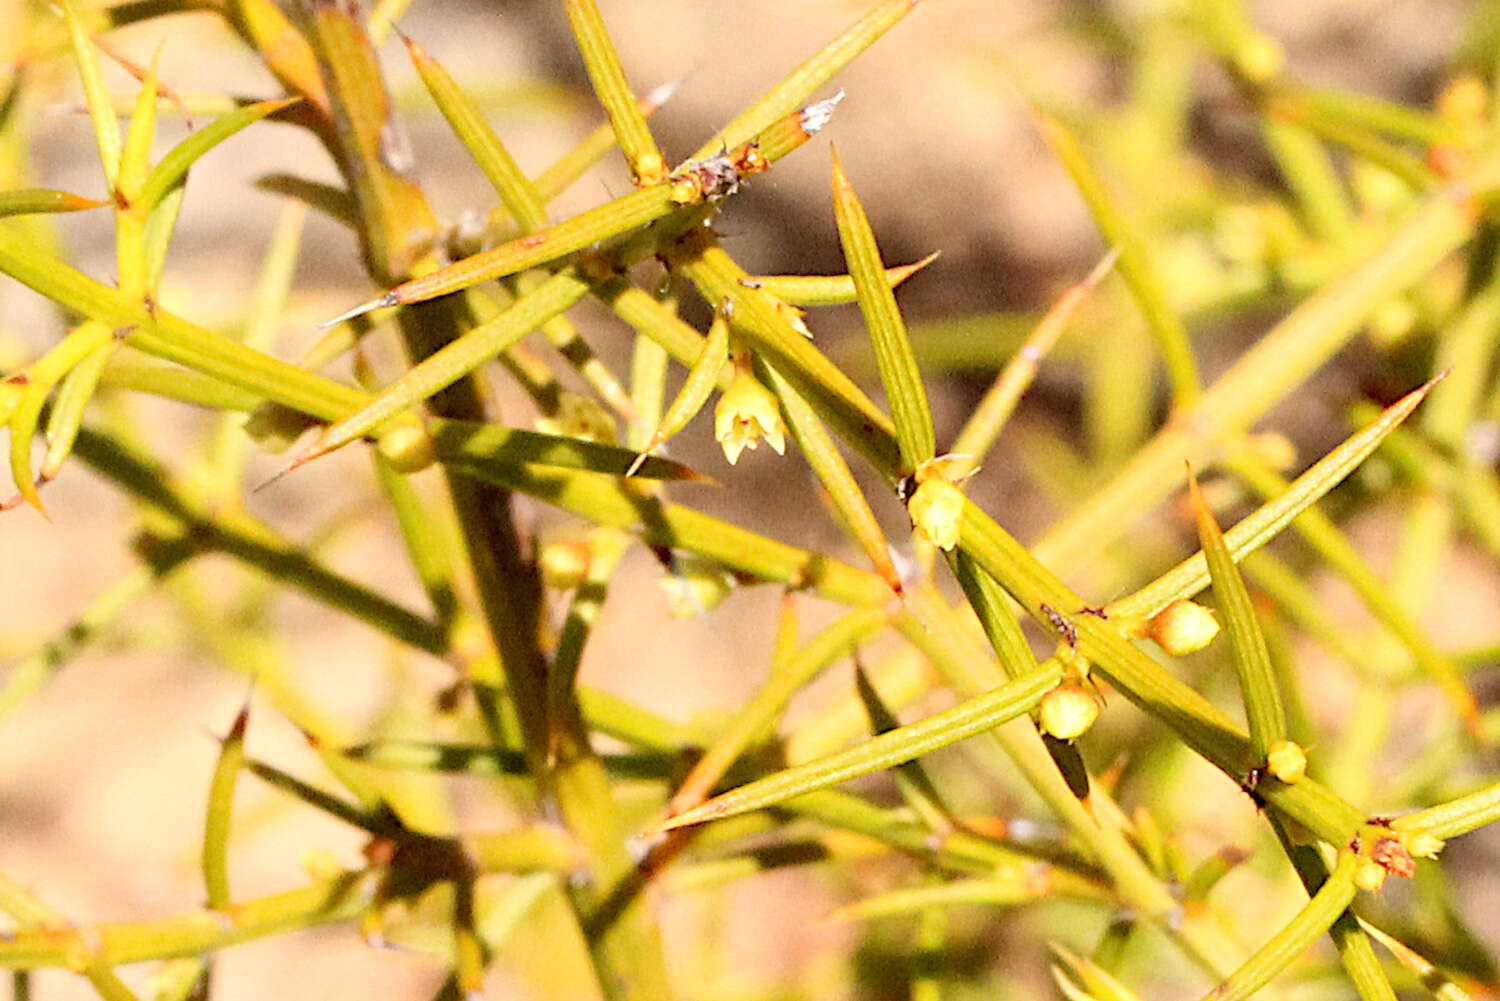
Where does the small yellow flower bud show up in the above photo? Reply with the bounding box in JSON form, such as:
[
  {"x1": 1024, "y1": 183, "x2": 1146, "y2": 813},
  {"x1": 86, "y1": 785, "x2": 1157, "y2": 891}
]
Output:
[
  {"x1": 633, "y1": 151, "x2": 667, "y2": 187},
  {"x1": 376, "y1": 421, "x2": 435, "y2": 473},
  {"x1": 1265, "y1": 739, "x2": 1307, "y2": 784},
  {"x1": 1038, "y1": 684, "x2": 1100, "y2": 741},
  {"x1": 1146, "y1": 599, "x2": 1220, "y2": 656},
  {"x1": 540, "y1": 538, "x2": 592, "y2": 591},
  {"x1": 1407, "y1": 832, "x2": 1445, "y2": 859},
  {"x1": 714, "y1": 371, "x2": 786, "y2": 465},
  {"x1": 907, "y1": 477, "x2": 964, "y2": 550},
  {"x1": 669, "y1": 175, "x2": 701, "y2": 204},
  {"x1": 1353, "y1": 858, "x2": 1388, "y2": 892}
]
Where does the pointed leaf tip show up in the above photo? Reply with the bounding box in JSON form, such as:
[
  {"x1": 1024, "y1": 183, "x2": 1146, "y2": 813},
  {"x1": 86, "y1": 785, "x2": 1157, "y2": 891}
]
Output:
[
  {"x1": 252, "y1": 449, "x2": 319, "y2": 494},
  {"x1": 319, "y1": 292, "x2": 396, "y2": 329},
  {"x1": 400, "y1": 33, "x2": 427, "y2": 60},
  {"x1": 226, "y1": 700, "x2": 252, "y2": 741},
  {"x1": 891, "y1": 250, "x2": 941, "y2": 287}
]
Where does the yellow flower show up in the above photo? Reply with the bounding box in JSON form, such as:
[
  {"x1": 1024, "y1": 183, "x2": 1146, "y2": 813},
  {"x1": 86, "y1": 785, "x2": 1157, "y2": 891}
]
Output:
[
  {"x1": 1265, "y1": 739, "x2": 1307, "y2": 784},
  {"x1": 907, "y1": 477, "x2": 964, "y2": 550},
  {"x1": 375, "y1": 421, "x2": 435, "y2": 474},
  {"x1": 714, "y1": 371, "x2": 786, "y2": 465},
  {"x1": 1354, "y1": 858, "x2": 1388, "y2": 892},
  {"x1": 1039, "y1": 683, "x2": 1100, "y2": 740},
  {"x1": 1145, "y1": 599, "x2": 1220, "y2": 655}
]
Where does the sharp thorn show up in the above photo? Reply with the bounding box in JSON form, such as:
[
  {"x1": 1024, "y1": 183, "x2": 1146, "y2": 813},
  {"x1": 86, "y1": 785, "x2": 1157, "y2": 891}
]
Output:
[
  {"x1": 318, "y1": 292, "x2": 397, "y2": 330},
  {"x1": 251, "y1": 448, "x2": 318, "y2": 494}
]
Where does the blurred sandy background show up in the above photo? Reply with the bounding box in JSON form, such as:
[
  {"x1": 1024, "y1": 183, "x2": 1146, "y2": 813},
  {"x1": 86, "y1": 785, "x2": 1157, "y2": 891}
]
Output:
[{"x1": 1, "y1": 0, "x2": 1494, "y2": 998}]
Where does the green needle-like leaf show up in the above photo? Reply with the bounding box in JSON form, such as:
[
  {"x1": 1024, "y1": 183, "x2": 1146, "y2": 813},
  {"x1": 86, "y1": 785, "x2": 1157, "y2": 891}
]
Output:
[
  {"x1": 628, "y1": 301, "x2": 730, "y2": 475},
  {"x1": 1304, "y1": 86, "x2": 1461, "y2": 146},
  {"x1": 403, "y1": 35, "x2": 549, "y2": 232},
  {"x1": 203, "y1": 699, "x2": 250, "y2": 910},
  {"x1": 1181, "y1": 847, "x2": 1250, "y2": 905},
  {"x1": 344, "y1": 740, "x2": 681, "y2": 782},
  {"x1": 657, "y1": 660, "x2": 1062, "y2": 831},
  {"x1": 667, "y1": 607, "x2": 888, "y2": 814},
  {"x1": 1398, "y1": 779, "x2": 1500, "y2": 839},
  {"x1": 96, "y1": 358, "x2": 265, "y2": 412},
  {"x1": 0, "y1": 539, "x2": 194, "y2": 723},
  {"x1": 760, "y1": 358, "x2": 903, "y2": 592},
  {"x1": 747, "y1": 254, "x2": 938, "y2": 307},
  {"x1": 601, "y1": 275, "x2": 721, "y2": 373},
  {"x1": 954, "y1": 498, "x2": 1366, "y2": 845},
  {"x1": 1051, "y1": 943, "x2": 1144, "y2": 1001},
  {"x1": 1229, "y1": 450, "x2": 1481, "y2": 733},
  {"x1": 114, "y1": 48, "x2": 160, "y2": 209},
  {"x1": 430, "y1": 418, "x2": 700, "y2": 481},
  {"x1": 1268, "y1": 93, "x2": 1438, "y2": 190},
  {"x1": 1109, "y1": 376, "x2": 1441, "y2": 620},
  {"x1": 245, "y1": 758, "x2": 390, "y2": 835},
  {"x1": 949, "y1": 249, "x2": 1117, "y2": 476},
  {"x1": 0, "y1": 224, "x2": 365, "y2": 422},
  {"x1": 1189, "y1": 471, "x2": 1286, "y2": 756},
  {"x1": 6, "y1": 319, "x2": 116, "y2": 511},
  {"x1": 255, "y1": 174, "x2": 358, "y2": 228},
  {"x1": 60, "y1": 0, "x2": 122, "y2": 186},
  {"x1": 298, "y1": 269, "x2": 592, "y2": 464},
  {"x1": 137, "y1": 99, "x2": 299, "y2": 212},
  {"x1": 829, "y1": 867, "x2": 1096, "y2": 922},
  {"x1": 39, "y1": 330, "x2": 119, "y2": 481},
  {"x1": 545, "y1": 527, "x2": 629, "y2": 760},
  {"x1": 1262, "y1": 118, "x2": 1355, "y2": 245},
  {"x1": 1271, "y1": 823, "x2": 1397, "y2": 1001},
  {"x1": 1034, "y1": 158, "x2": 1491, "y2": 573},
  {"x1": 563, "y1": 0, "x2": 664, "y2": 184},
  {"x1": 1358, "y1": 919, "x2": 1475, "y2": 1001},
  {"x1": 496, "y1": 79, "x2": 679, "y2": 237},
  {"x1": 855, "y1": 664, "x2": 954, "y2": 833},
  {"x1": 0, "y1": 872, "x2": 376, "y2": 968},
  {"x1": 326, "y1": 95, "x2": 843, "y2": 323},
  {"x1": 0, "y1": 189, "x2": 105, "y2": 217},
  {"x1": 831, "y1": 146, "x2": 934, "y2": 472},
  {"x1": 447, "y1": 460, "x2": 891, "y2": 607},
  {"x1": 72, "y1": 428, "x2": 448, "y2": 656},
  {"x1": 1202, "y1": 851, "x2": 1359, "y2": 1001}
]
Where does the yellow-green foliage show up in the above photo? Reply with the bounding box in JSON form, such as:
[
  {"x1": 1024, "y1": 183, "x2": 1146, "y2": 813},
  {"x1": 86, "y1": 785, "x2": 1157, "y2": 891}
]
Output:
[{"x1": 3, "y1": 2, "x2": 1500, "y2": 999}]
